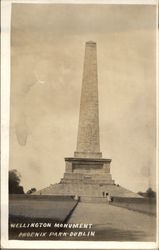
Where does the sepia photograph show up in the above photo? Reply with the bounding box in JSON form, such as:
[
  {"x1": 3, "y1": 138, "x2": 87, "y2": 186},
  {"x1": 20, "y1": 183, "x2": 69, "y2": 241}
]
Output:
[{"x1": 1, "y1": 0, "x2": 158, "y2": 249}]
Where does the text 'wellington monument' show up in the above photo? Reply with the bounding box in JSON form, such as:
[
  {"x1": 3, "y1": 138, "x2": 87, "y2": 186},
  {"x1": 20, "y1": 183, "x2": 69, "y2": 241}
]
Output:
[{"x1": 36, "y1": 41, "x2": 139, "y2": 198}]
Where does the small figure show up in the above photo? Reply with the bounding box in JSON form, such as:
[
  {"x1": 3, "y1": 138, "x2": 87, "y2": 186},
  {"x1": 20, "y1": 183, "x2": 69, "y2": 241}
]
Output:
[
  {"x1": 74, "y1": 194, "x2": 79, "y2": 201},
  {"x1": 106, "y1": 193, "x2": 111, "y2": 203}
]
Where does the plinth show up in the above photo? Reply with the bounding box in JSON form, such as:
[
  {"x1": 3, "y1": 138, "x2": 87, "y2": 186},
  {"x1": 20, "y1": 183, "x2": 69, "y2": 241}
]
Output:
[{"x1": 61, "y1": 157, "x2": 114, "y2": 185}]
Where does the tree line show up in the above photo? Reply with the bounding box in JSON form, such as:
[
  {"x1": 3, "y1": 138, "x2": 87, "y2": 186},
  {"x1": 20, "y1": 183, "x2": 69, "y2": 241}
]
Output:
[{"x1": 9, "y1": 169, "x2": 36, "y2": 194}]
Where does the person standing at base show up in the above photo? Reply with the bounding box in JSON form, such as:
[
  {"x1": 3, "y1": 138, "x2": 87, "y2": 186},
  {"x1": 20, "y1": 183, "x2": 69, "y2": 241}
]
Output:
[{"x1": 106, "y1": 193, "x2": 112, "y2": 203}]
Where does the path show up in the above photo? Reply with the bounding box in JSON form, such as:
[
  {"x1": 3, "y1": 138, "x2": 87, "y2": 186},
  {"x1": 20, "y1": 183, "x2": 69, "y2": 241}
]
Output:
[{"x1": 68, "y1": 202, "x2": 156, "y2": 241}]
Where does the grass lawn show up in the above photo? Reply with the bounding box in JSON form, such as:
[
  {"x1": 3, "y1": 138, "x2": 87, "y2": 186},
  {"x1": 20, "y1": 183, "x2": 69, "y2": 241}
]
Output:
[{"x1": 9, "y1": 195, "x2": 77, "y2": 240}]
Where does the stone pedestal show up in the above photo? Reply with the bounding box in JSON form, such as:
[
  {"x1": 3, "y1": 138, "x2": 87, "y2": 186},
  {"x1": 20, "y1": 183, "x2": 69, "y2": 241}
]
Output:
[{"x1": 61, "y1": 157, "x2": 114, "y2": 185}]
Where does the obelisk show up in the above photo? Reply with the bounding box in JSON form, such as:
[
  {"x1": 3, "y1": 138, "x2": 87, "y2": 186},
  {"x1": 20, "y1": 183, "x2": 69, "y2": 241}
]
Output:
[
  {"x1": 74, "y1": 41, "x2": 102, "y2": 159},
  {"x1": 35, "y1": 41, "x2": 141, "y2": 198},
  {"x1": 61, "y1": 41, "x2": 114, "y2": 188}
]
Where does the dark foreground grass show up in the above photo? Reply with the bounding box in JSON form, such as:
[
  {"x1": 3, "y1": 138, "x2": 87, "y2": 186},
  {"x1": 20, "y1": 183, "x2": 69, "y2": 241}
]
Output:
[
  {"x1": 111, "y1": 198, "x2": 156, "y2": 216},
  {"x1": 9, "y1": 198, "x2": 76, "y2": 220},
  {"x1": 9, "y1": 196, "x2": 78, "y2": 240},
  {"x1": 9, "y1": 216, "x2": 59, "y2": 240}
]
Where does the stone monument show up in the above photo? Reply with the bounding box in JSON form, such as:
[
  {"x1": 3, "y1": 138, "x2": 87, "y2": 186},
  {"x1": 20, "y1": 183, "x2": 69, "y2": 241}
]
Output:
[
  {"x1": 61, "y1": 41, "x2": 114, "y2": 188},
  {"x1": 36, "y1": 42, "x2": 140, "y2": 198}
]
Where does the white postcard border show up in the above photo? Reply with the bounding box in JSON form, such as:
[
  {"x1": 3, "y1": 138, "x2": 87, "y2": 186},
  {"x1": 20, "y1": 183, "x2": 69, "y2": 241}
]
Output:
[{"x1": 1, "y1": 0, "x2": 158, "y2": 249}]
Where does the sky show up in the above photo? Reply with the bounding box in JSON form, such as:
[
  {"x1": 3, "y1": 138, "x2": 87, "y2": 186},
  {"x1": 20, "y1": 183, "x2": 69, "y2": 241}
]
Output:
[{"x1": 10, "y1": 3, "x2": 156, "y2": 193}]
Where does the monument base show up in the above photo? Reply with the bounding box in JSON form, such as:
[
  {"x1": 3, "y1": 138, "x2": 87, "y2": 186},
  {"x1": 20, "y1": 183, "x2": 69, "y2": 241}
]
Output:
[
  {"x1": 62, "y1": 157, "x2": 114, "y2": 185},
  {"x1": 35, "y1": 183, "x2": 141, "y2": 198},
  {"x1": 35, "y1": 157, "x2": 140, "y2": 198}
]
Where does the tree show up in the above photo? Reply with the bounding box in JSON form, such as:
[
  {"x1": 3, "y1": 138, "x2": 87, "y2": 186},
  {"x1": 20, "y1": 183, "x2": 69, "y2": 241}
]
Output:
[
  {"x1": 145, "y1": 187, "x2": 156, "y2": 198},
  {"x1": 9, "y1": 169, "x2": 24, "y2": 194},
  {"x1": 26, "y1": 188, "x2": 37, "y2": 194},
  {"x1": 138, "y1": 187, "x2": 156, "y2": 198}
]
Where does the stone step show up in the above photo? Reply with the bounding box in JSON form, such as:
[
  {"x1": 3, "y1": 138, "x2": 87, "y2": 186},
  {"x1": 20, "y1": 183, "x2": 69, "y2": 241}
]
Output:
[
  {"x1": 80, "y1": 196, "x2": 109, "y2": 203},
  {"x1": 34, "y1": 183, "x2": 140, "y2": 198}
]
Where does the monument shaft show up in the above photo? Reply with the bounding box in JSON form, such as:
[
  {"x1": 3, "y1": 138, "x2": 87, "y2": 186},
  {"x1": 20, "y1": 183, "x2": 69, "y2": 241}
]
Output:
[{"x1": 75, "y1": 41, "x2": 101, "y2": 159}]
